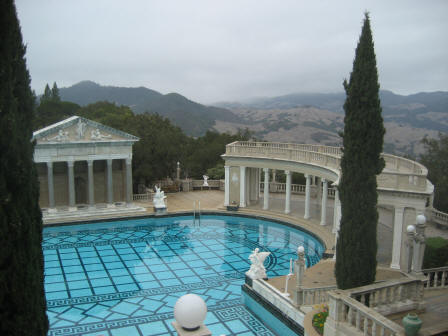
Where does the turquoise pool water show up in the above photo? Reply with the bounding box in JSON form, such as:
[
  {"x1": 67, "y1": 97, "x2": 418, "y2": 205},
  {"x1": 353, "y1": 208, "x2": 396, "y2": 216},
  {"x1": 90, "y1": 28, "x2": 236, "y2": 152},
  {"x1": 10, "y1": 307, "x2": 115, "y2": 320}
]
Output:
[{"x1": 43, "y1": 214, "x2": 324, "y2": 335}]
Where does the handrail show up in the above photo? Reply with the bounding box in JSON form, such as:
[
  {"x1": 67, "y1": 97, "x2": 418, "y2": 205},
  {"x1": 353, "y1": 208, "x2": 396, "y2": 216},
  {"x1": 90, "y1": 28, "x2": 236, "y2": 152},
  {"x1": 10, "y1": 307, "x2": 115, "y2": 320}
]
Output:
[
  {"x1": 224, "y1": 141, "x2": 430, "y2": 194},
  {"x1": 422, "y1": 266, "x2": 448, "y2": 289}
]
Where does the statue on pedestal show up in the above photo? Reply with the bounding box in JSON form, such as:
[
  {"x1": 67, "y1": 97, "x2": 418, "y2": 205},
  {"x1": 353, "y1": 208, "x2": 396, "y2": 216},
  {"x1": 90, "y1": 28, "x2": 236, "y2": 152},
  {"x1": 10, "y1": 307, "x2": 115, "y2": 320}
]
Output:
[
  {"x1": 246, "y1": 248, "x2": 271, "y2": 280},
  {"x1": 202, "y1": 175, "x2": 209, "y2": 187},
  {"x1": 153, "y1": 186, "x2": 167, "y2": 210}
]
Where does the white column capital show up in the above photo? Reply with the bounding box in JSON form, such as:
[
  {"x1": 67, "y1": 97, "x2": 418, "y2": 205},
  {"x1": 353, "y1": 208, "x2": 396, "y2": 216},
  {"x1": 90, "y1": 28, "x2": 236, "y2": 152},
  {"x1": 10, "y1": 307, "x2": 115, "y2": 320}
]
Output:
[
  {"x1": 126, "y1": 157, "x2": 132, "y2": 165},
  {"x1": 67, "y1": 160, "x2": 75, "y2": 168},
  {"x1": 285, "y1": 170, "x2": 290, "y2": 175},
  {"x1": 263, "y1": 168, "x2": 269, "y2": 173},
  {"x1": 322, "y1": 178, "x2": 327, "y2": 183},
  {"x1": 87, "y1": 159, "x2": 93, "y2": 166}
]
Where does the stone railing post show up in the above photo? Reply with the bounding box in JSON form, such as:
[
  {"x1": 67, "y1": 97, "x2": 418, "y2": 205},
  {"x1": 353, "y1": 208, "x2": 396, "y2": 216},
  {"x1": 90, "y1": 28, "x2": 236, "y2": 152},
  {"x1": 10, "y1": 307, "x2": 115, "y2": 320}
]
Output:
[{"x1": 294, "y1": 246, "x2": 306, "y2": 306}]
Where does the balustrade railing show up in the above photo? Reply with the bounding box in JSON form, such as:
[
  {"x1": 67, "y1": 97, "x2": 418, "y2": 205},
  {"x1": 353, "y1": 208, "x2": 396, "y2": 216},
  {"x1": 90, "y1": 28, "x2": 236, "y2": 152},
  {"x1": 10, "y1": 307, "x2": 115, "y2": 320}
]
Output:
[
  {"x1": 259, "y1": 182, "x2": 335, "y2": 198},
  {"x1": 225, "y1": 141, "x2": 429, "y2": 193},
  {"x1": 423, "y1": 266, "x2": 448, "y2": 289},
  {"x1": 428, "y1": 208, "x2": 448, "y2": 227},
  {"x1": 297, "y1": 285, "x2": 336, "y2": 305},
  {"x1": 345, "y1": 277, "x2": 425, "y2": 314},
  {"x1": 327, "y1": 290, "x2": 405, "y2": 336},
  {"x1": 133, "y1": 193, "x2": 152, "y2": 201}
]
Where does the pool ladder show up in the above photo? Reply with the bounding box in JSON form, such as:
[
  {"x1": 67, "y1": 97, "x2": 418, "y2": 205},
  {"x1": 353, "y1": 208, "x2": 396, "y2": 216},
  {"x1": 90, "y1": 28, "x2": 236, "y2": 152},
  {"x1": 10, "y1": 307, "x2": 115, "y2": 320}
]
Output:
[{"x1": 193, "y1": 200, "x2": 201, "y2": 226}]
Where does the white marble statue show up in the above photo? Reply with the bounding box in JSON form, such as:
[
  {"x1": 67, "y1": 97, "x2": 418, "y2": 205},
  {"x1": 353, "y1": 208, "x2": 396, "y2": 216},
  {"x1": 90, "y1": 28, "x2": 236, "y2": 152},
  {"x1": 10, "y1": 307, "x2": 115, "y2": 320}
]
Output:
[
  {"x1": 91, "y1": 128, "x2": 112, "y2": 140},
  {"x1": 77, "y1": 119, "x2": 86, "y2": 139},
  {"x1": 153, "y1": 185, "x2": 167, "y2": 209},
  {"x1": 202, "y1": 175, "x2": 209, "y2": 187},
  {"x1": 246, "y1": 248, "x2": 271, "y2": 280},
  {"x1": 48, "y1": 129, "x2": 69, "y2": 142}
]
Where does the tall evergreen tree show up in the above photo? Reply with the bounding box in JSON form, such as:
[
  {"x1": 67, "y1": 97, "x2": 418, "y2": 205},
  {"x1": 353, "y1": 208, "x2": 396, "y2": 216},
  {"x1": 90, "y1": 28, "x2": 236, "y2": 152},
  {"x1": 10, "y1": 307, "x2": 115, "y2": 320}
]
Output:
[
  {"x1": 41, "y1": 83, "x2": 51, "y2": 101},
  {"x1": 51, "y1": 81, "x2": 60, "y2": 101},
  {"x1": 0, "y1": 1, "x2": 49, "y2": 334},
  {"x1": 335, "y1": 13, "x2": 385, "y2": 290}
]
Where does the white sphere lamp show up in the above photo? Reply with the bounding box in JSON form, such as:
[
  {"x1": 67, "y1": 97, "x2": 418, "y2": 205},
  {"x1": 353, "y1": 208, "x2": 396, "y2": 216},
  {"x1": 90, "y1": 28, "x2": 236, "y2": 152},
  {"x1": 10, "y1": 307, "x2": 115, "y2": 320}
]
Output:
[
  {"x1": 407, "y1": 224, "x2": 416, "y2": 233},
  {"x1": 174, "y1": 294, "x2": 207, "y2": 331},
  {"x1": 297, "y1": 245, "x2": 305, "y2": 254},
  {"x1": 416, "y1": 214, "x2": 426, "y2": 225}
]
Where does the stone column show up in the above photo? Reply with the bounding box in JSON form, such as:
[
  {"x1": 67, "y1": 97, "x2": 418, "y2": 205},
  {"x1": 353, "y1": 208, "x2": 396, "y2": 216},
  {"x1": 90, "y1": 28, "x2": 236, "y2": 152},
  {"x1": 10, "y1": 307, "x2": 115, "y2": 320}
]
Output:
[
  {"x1": 332, "y1": 188, "x2": 341, "y2": 233},
  {"x1": 224, "y1": 165, "x2": 230, "y2": 206},
  {"x1": 125, "y1": 158, "x2": 132, "y2": 205},
  {"x1": 107, "y1": 159, "x2": 114, "y2": 207},
  {"x1": 87, "y1": 160, "x2": 95, "y2": 208},
  {"x1": 285, "y1": 170, "x2": 291, "y2": 214},
  {"x1": 272, "y1": 169, "x2": 276, "y2": 183},
  {"x1": 240, "y1": 166, "x2": 246, "y2": 207},
  {"x1": 320, "y1": 178, "x2": 328, "y2": 226},
  {"x1": 67, "y1": 161, "x2": 76, "y2": 211},
  {"x1": 390, "y1": 206, "x2": 404, "y2": 269},
  {"x1": 304, "y1": 174, "x2": 311, "y2": 219},
  {"x1": 293, "y1": 246, "x2": 306, "y2": 306},
  {"x1": 46, "y1": 161, "x2": 55, "y2": 211},
  {"x1": 263, "y1": 168, "x2": 269, "y2": 210}
]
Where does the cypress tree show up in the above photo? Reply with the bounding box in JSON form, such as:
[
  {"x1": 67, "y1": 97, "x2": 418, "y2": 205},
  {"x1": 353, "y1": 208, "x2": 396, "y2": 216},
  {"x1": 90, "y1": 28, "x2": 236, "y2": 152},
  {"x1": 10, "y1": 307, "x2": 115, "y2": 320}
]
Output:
[
  {"x1": 0, "y1": 1, "x2": 49, "y2": 334},
  {"x1": 335, "y1": 13, "x2": 385, "y2": 289},
  {"x1": 41, "y1": 83, "x2": 51, "y2": 102},
  {"x1": 51, "y1": 82, "x2": 60, "y2": 101}
]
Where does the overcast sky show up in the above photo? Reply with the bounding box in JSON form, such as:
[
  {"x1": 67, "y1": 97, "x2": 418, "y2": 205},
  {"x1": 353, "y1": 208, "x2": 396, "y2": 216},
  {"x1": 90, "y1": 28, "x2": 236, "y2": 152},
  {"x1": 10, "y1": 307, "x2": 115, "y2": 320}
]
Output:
[{"x1": 15, "y1": 0, "x2": 448, "y2": 104}]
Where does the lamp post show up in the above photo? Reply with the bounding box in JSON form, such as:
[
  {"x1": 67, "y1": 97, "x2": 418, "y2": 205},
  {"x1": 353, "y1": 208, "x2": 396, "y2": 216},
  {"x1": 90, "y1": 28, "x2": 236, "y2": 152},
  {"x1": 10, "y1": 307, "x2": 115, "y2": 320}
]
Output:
[
  {"x1": 406, "y1": 215, "x2": 426, "y2": 273},
  {"x1": 406, "y1": 224, "x2": 416, "y2": 273},
  {"x1": 294, "y1": 246, "x2": 306, "y2": 306}
]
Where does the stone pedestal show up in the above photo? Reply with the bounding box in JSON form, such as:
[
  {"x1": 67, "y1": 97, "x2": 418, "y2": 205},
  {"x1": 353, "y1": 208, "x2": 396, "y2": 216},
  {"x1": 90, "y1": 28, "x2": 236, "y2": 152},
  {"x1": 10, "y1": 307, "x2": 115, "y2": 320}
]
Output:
[{"x1": 171, "y1": 322, "x2": 211, "y2": 336}]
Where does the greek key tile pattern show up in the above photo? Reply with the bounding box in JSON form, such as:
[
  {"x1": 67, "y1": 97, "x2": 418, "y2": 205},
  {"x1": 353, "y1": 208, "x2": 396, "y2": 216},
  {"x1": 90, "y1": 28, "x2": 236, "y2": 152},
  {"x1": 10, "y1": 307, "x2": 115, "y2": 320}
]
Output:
[{"x1": 44, "y1": 215, "x2": 323, "y2": 335}]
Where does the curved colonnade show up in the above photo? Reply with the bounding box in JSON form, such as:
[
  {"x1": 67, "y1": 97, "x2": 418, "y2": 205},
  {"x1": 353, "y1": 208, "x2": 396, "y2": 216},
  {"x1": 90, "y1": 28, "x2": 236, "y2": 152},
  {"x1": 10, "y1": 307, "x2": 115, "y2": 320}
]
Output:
[{"x1": 222, "y1": 141, "x2": 434, "y2": 271}]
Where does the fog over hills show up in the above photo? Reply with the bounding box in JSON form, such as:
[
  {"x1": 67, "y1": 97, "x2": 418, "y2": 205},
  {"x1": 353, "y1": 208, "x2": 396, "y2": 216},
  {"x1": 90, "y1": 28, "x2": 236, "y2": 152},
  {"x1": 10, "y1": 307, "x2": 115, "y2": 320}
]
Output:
[{"x1": 58, "y1": 81, "x2": 448, "y2": 156}]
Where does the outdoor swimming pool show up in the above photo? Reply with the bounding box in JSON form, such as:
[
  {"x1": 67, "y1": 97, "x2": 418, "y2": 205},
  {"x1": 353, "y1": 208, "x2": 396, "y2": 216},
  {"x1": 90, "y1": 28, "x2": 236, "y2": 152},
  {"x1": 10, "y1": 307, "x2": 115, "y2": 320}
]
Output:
[{"x1": 43, "y1": 214, "x2": 324, "y2": 335}]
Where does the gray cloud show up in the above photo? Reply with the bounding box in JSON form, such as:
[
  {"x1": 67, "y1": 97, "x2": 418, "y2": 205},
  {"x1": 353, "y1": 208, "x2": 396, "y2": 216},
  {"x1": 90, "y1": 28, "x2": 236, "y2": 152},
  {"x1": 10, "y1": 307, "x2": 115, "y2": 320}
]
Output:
[{"x1": 16, "y1": 0, "x2": 448, "y2": 103}]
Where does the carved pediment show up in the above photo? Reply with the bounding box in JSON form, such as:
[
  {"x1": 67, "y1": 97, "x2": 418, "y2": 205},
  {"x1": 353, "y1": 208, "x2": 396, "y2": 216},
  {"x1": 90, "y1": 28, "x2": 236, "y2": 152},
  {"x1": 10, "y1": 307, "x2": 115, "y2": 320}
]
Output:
[{"x1": 33, "y1": 116, "x2": 138, "y2": 144}]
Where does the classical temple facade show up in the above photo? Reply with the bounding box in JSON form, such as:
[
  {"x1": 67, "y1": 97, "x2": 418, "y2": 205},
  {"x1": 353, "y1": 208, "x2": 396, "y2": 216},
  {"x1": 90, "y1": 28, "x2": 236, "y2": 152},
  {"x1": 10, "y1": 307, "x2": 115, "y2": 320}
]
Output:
[
  {"x1": 222, "y1": 141, "x2": 434, "y2": 272},
  {"x1": 33, "y1": 116, "x2": 140, "y2": 217}
]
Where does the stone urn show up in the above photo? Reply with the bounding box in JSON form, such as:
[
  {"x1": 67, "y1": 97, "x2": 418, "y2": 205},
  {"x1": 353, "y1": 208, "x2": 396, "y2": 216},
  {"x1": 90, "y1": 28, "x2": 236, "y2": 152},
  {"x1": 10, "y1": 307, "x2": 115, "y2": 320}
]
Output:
[{"x1": 402, "y1": 313, "x2": 422, "y2": 336}]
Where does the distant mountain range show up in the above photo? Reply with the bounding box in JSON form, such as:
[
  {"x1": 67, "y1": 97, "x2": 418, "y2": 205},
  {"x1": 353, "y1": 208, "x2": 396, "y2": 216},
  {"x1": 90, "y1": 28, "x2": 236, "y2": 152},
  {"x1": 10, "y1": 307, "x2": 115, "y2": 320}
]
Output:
[
  {"x1": 215, "y1": 91, "x2": 448, "y2": 156},
  {"x1": 59, "y1": 81, "x2": 241, "y2": 136},
  {"x1": 58, "y1": 81, "x2": 448, "y2": 155}
]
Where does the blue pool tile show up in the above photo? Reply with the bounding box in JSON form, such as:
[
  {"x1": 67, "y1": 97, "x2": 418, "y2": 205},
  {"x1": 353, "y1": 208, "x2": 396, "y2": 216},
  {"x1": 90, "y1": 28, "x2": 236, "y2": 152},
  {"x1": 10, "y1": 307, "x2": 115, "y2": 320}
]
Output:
[
  {"x1": 206, "y1": 257, "x2": 222, "y2": 265},
  {"x1": 63, "y1": 265, "x2": 84, "y2": 273},
  {"x1": 116, "y1": 283, "x2": 139, "y2": 292},
  {"x1": 108, "y1": 268, "x2": 130, "y2": 276},
  {"x1": 68, "y1": 280, "x2": 90, "y2": 290},
  {"x1": 105, "y1": 262, "x2": 124, "y2": 269},
  {"x1": 45, "y1": 260, "x2": 61, "y2": 268},
  {"x1": 180, "y1": 276, "x2": 200, "y2": 284},
  {"x1": 112, "y1": 275, "x2": 133, "y2": 285},
  {"x1": 120, "y1": 253, "x2": 139, "y2": 261},
  {"x1": 59, "y1": 252, "x2": 78, "y2": 259},
  {"x1": 102, "y1": 255, "x2": 121, "y2": 263},
  {"x1": 45, "y1": 290, "x2": 68, "y2": 300},
  {"x1": 61, "y1": 259, "x2": 81, "y2": 266},
  {"x1": 139, "y1": 281, "x2": 160, "y2": 289},
  {"x1": 139, "y1": 321, "x2": 168, "y2": 335},
  {"x1": 65, "y1": 272, "x2": 87, "y2": 281},
  {"x1": 90, "y1": 277, "x2": 112, "y2": 287},
  {"x1": 44, "y1": 254, "x2": 59, "y2": 261},
  {"x1": 153, "y1": 271, "x2": 175, "y2": 280},
  {"x1": 85, "y1": 263, "x2": 105, "y2": 271},
  {"x1": 87, "y1": 270, "x2": 108, "y2": 279},
  {"x1": 173, "y1": 269, "x2": 195, "y2": 277},
  {"x1": 110, "y1": 326, "x2": 139, "y2": 336},
  {"x1": 45, "y1": 267, "x2": 62, "y2": 275},
  {"x1": 79, "y1": 251, "x2": 99, "y2": 258},
  {"x1": 168, "y1": 262, "x2": 188, "y2": 270},
  {"x1": 161, "y1": 278, "x2": 181, "y2": 286},
  {"x1": 70, "y1": 288, "x2": 92, "y2": 297},
  {"x1": 149, "y1": 264, "x2": 168, "y2": 272},
  {"x1": 131, "y1": 265, "x2": 149, "y2": 274},
  {"x1": 226, "y1": 319, "x2": 249, "y2": 333},
  {"x1": 45, "y1": 274, "x2": 64, "y2": 283},
  {"x1": 82, "y1": 257, "x2": 101, "y2": 264},
  {"x1": 181, "y1": 254, "x2": 200, "y2": 261},
  {"x1": 134, "y1": 273, "x2": 154, "y2": 282},
  {"x1": 94, "y1": 286, "x2": 116, "y2": 295},
  {"x1": 45, "y1": 282, "x2": 66, "y2": 292},
  {"x1": 111, "y1": 301, "x2": 139, "y2": 315},
  {"x1": 207, "y1": 322, "x2": 230, "y2": 336}
]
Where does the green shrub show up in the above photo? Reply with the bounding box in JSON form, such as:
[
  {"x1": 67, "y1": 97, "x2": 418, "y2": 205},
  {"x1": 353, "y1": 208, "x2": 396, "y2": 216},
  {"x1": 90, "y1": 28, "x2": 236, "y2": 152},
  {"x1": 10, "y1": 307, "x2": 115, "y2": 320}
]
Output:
[{"x1": 423, "y1": 237, "x2": 448, "y2": 269}]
